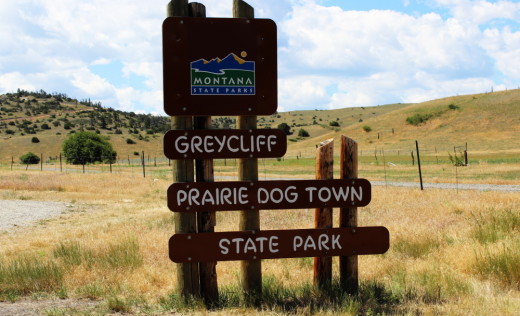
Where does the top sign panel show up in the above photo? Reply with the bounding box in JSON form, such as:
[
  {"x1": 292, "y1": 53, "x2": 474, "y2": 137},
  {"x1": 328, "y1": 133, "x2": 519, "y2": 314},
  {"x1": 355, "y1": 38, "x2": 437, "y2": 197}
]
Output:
[{"x1": 163, "y1": 17, "x2": 277, "y2": 116}]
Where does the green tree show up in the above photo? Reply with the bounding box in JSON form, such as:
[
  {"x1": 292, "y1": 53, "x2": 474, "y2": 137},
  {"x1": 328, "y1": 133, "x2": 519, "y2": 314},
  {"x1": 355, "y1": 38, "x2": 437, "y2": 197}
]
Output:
[
  {"x1": 277, "y1": 122, "x2": 292, "y2": 135},
  {"x1": 31, "y1": 136, "x2": 40, "y2": 143},
  {"x1": 20, "y1": 152, "x2": 40, "y2": 164},
  {"x1": 62, "y1": 131, "x2": 116, "y2": 165}
]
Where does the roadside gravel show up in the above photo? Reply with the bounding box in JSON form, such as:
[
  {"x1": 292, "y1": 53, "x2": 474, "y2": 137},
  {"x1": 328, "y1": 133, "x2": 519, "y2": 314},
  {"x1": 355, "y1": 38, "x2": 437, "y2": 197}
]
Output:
[{"x1": 0, "y1": 200, "x2": 68, "y2": 231}]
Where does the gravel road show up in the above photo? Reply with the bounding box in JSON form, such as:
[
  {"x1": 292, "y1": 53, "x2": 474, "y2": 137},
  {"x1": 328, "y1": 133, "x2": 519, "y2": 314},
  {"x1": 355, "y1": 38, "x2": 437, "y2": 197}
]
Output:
[{"x1": 0, "y1": 200, "x2": 68, "y2": 231}]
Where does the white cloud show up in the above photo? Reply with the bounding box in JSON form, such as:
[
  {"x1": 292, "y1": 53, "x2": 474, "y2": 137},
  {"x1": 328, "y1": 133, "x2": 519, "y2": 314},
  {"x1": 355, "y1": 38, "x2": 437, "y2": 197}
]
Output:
[{"x1": 276, "y1": 0, "x2": 518, "y2": 109}]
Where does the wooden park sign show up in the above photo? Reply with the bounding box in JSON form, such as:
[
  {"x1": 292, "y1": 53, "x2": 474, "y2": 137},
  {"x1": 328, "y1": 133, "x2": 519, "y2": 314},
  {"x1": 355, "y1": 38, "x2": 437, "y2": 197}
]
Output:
[
  {"x1": 168, "y1": 179, "x2": 372, "y2": 212},
  {"x1": 164, "y1": 129, "x2": 287, "y2": 159},
  {"x1": 169, "y1": 227, "x2": 389, "y2": 262},
  {"x1": 162, "y1": 17, "x2": 277, "y2": 116}
]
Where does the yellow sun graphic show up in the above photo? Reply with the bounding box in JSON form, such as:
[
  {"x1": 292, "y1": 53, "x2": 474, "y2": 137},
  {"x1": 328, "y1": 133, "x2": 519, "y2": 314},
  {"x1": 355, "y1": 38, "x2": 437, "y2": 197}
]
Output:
[{"x1": 241, "y1": 51, "x2": 247, "y2": 58}]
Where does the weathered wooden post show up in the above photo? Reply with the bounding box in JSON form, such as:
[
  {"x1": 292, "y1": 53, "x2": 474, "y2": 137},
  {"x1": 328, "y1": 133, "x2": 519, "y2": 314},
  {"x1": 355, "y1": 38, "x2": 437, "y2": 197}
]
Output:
[
  {"x1": 189, "y1": 2, "x2": 219, "y2": 304},
  {"x1": 167, "y1": 0, "x2": 200, "y2": 298},
  {"x1": 234, "y1": 0, "x2": 262, "y2": 301},
  {"x1": 340, "y1": 136, "x2": 358, "y2": 294},
  {"x1": 314, "y1": 138, "x2": 333, "y2": 288}
]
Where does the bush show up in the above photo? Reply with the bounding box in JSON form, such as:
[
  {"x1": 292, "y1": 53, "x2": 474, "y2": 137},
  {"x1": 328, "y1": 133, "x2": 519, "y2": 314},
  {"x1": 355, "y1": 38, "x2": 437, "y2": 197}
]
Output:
[
  {"x1": 20, "y1": 152, "x2": 40, "y2": 164},
  {"x1": 126, "y1": 138, "x2": 136, "y2": 144},
  {"x1": 41, "y1": 123, "x2": 51, "y2": 130},
  {"x1": 406, "y1": 113, "x2": 434, "y2": 126},
  {"x1": 298, "y1": 128, "x2": 310, "y2": 137},
  {"x1": 62, "y1": 131, "x2": 117, "y2": 165},
  {"x1": 277, "y1": 123, "x2": 292, "y2": 135},
  {"x1": 362, "y1": 125, "x2": 372, "y2": 132},
  {"x1": 329, "y1": 121, "x2": 340, "y2": 127},
  {"x1": 31, "y1": 137, "x2": 40, "y2": 143}
]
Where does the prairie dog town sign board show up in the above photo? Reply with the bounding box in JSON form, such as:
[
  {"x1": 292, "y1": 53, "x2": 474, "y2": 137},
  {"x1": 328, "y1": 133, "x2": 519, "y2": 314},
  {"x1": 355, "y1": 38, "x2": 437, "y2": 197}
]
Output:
[
  {"x1": 169, "y1": 227, "x2": 389, "y2": 262},
  {"x1": 168, "y1": 179, "x2": 372, "y2": 212},
  {"x1": 162, "y1": 17, "x2": 277, "y2": 116}
]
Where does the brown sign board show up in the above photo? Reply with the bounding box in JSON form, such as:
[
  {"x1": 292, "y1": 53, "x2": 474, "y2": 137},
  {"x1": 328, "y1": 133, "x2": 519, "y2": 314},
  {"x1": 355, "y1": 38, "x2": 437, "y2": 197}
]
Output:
[
  {"x1": 169, "y1": 226, "x2": 389, "y2": 262},
  {"x1": 164, "y1": 129, "x2": 287, "y2": 159},
  {"x1": 167, "y1": 179, "x2": 371, "y2": 212},
  {"x1": 162, "y1": 17, "x2": 277, "y2": 116}
]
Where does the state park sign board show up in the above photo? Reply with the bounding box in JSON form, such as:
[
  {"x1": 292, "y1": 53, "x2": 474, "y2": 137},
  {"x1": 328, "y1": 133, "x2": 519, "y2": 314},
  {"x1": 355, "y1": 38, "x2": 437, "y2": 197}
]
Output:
[{"x1": 162, "y1": 17, "x2": 277, "y2": 116}]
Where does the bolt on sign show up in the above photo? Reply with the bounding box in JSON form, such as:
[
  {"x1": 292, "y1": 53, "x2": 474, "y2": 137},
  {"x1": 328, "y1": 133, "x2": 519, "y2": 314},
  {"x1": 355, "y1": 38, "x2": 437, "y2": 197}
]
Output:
[
  {"x1": 162, "y1": 17, "x2": 277, "y2": 116},
  {"x1": 169, "y1": 227, "x2": 389, "y2": 262},
  {"x1": 167, "y1": 179, "x2": 371, "y2": 212},
  {"x1": 164, "y1": 129, "x2": 287, "y2": 159}
]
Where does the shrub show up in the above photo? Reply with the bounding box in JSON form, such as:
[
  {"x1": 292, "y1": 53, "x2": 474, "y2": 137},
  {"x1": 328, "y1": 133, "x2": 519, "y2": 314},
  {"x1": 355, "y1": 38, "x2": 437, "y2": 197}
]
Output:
[
  {"x1": 19, "y1": 152, "x2": 40, "y2": 164},
  {"x1": 362, "y1": 125, "x2": 372, "y2": 132},
  {"x1": 406, "y1": 113, "x2": 435, "y2": 126},
  {"x1": 41, "y1": 123, "x2": 51, "y2": 130},
  {"x1": 448, "y1": 103, "x2": 460, "y2": 110},
  {"x1": 126, "y1": 138, "x2": 136, "y2": 144},
  {"x1": 62, "y1": 131, "x2": 117, "y2": 164},
  {"x1": 298, "y1": 128, "x2": 310, "y2": 137},
  {"x1": 31, "y1": 137, "x2": 40, "y2": 143},
  {"x1": 277, "y1": 123, "x2": 292, "y2": 135},
  {"x1": 329, "y1": 121, "x2": 340, "y2": 127}
]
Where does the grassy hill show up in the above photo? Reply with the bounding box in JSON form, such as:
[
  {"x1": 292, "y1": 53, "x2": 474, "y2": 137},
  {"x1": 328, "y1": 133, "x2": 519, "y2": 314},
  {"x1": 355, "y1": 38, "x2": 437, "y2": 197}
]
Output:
[{"x1": 1, "y1": 88, "x2": 519, "y2": 163}]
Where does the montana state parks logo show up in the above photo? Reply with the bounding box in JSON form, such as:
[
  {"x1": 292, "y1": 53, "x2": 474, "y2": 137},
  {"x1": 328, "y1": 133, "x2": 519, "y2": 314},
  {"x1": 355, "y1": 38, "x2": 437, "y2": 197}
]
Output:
[{"x1": 191, "y1": 51, "x2": 255, "y2": 95}]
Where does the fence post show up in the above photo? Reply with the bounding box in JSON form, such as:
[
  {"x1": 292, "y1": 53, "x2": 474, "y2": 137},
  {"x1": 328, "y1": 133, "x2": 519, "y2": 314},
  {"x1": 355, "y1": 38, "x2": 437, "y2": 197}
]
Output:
[
  {"x1": 340, "y1": 136, "x2": 358, "y2": 294},
  {"x1": 60, "y1": 153, "x2": 63, "y2": 172},
  {"x1": 190, "y1": 1, "x2": 218, "y2": 305},
  {"x1": 411, "y1": 151, "x2": 415, "y2": 166},
  {"x1": 40, "y1": 153, "x2": 43, "y2": 171},
  {"x1": 168, "y1": 0, "x2": 199, "y2": 299},
  {"x1": 141, "y1": 151, "x2": 146, "y2": 178},
  {"x1": 11, "y1": 156, "x2": 13, "y2": 170},
  {"x1": 416, "y1": 140, "x2": 423, "y2": 190},
  {"x1": 314, "y1": 138, "x2": 333, "y2": 289}
]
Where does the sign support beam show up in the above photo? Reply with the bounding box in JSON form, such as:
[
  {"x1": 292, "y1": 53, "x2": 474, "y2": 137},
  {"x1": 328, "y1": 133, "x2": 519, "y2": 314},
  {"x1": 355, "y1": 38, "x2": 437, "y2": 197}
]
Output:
[
  {"x1": 234, "y1": 0, "x2": 262, "y2": 303},
  {"x1": 167, "y1": 0, "x2": 199, "y2": 299}
]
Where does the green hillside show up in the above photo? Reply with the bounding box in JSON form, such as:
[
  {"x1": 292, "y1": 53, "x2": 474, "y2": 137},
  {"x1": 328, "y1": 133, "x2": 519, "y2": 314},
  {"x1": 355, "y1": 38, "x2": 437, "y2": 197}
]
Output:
[{"x1": 1, "y1": 88, "x2": 519, "y2": 163}]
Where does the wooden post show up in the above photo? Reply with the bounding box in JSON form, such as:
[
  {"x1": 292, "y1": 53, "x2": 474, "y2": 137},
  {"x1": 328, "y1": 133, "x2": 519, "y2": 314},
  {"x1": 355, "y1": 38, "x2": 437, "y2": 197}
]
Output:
[
  {"x1": 40, "y1": 153, "x2": 43, "y2": 171},
  {"x1": 416, "y1": 140, "x2": 423, "y2": 190},
  {"x1": 314, "y1": 138, "x2": 333, "y2": 289},
  {"x1": 11, "y1": 157, "x2": 13, "y2": 170},
  {"x1": 59, "y1": 153, "x2": 62, "y2": 172},
  {"x1": 340, "y1": 136, "x2": 358, "y2": 294},
  {"x1": 234, "y1": 0, "x2": 261, "y2": 302},
  {"x1": 411, "y1": 151, "x2": 415, "y2": 166},
  {"x1": 168, "y1": 0, "x2": 199, "y2": 299},
  {"x1": 142, "y1": 151, "x2": 146, "y2": 178},
  {"x1": 109, "y1": 158, "x2": 112, "y2": 173},
  {"x1": 190, "y1": 2, "x2": 219, "y2": 305}
]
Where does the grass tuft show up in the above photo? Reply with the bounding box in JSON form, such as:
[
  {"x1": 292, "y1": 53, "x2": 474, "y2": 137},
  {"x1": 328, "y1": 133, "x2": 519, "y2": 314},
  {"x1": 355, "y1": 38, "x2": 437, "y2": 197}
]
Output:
[
  {"x1": 473, "y1": 239, "x2": 520, "y2": 289},
  {"x1": 471, "y1": 208, "x2": 520, "y2": 244},
  {"x1": 393, "y1": 235, "x2": 441, "y2": 258},
  {"x1": 0, "y1": 255, "x2": 63, "y2": 295}
]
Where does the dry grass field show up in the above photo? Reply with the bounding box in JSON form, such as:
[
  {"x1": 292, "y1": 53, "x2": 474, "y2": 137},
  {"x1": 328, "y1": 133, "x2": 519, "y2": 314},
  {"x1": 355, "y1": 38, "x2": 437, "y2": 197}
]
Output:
[{"x1": 0, "y1": 167, "x2": 518, "y2": 315}]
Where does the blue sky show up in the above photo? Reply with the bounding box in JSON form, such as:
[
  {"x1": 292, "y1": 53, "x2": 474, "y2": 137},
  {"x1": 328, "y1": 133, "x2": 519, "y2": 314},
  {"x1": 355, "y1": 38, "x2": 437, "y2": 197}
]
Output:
[{"x1": 1, "y1": 0, "x2": 519, "y2": 114}]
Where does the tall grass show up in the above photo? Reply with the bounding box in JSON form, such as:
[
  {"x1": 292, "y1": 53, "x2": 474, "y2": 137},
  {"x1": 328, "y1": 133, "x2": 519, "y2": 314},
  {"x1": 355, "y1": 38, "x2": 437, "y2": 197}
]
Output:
[
  {"x1": 474, "y1": 240, "x2": 520, "y2": 289},
  {"x1": 53, "y1": 236, "x2": 143, "y2": 270},
  {"x1": 0, "y1": 255, "x2": 63, "y2": 295},
  {"x1": 471, "y1": 208, "x2": 520, "y2": 244}
]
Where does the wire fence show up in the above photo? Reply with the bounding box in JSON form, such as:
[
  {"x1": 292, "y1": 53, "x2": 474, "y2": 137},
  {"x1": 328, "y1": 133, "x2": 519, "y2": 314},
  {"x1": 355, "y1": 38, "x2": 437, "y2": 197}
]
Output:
[{"x1": 1, "y1": 142, "x2": 518, "y2": 185}]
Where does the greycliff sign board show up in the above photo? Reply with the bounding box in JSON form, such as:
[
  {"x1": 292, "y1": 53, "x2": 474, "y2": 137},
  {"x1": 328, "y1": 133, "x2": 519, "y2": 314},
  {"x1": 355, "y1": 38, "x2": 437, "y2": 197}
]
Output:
[
  {"x1": 164, "y1": 129, "x2": 287, "y2": 159},
  {"x1": 167, "y1": 179, "x2": 371, "y2": 212},
  {"x1": 169, "y1": 227, "x2": 389, "y2": 262},
  {"x1": 162, "y1": 17, "x2": 277, "y2": 116}
]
